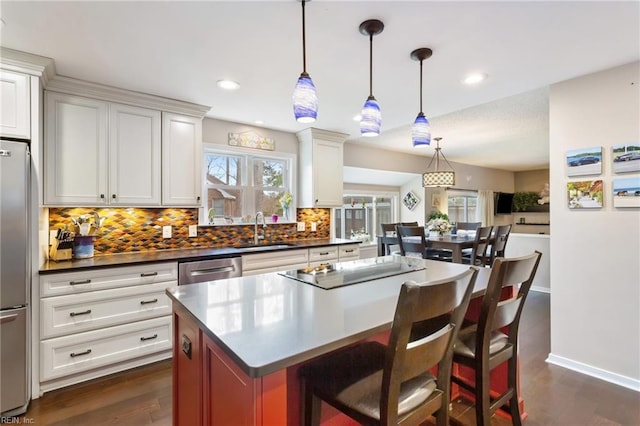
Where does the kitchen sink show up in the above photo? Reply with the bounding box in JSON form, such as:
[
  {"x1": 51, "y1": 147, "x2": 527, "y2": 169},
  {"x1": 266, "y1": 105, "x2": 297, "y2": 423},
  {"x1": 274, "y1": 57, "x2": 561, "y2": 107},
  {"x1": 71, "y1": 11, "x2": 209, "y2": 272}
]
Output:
[{"x1": 237, "y1": 243, "x2": 297, "y2": 252}]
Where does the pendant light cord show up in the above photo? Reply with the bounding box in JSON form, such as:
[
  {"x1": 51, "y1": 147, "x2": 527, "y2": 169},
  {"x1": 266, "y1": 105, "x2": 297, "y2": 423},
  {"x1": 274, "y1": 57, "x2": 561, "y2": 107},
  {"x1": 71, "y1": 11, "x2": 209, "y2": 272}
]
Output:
[
  {"x1": 369, "y1": 33, "x2": 374, "y2": 97},
  {"x1": 301, "y1": 0, "x2": 307, "y2": 75},
  {"x1": 419, "y1": 59, "x2": 423, "y2": 113}
]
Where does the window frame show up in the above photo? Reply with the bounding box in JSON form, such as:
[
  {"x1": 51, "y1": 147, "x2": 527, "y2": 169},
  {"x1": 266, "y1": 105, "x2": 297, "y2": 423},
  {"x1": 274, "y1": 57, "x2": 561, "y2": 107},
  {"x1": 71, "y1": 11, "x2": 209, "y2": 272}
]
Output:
[
  {"x1": 446, "y1": 189, "x2": 478, "y2": 223},
  {"x1": 333, "y1": 190, "x2": 399, "y2": 244},
  {"x1": 201, "y1": 144, "x2": 296, "y2": 225}
]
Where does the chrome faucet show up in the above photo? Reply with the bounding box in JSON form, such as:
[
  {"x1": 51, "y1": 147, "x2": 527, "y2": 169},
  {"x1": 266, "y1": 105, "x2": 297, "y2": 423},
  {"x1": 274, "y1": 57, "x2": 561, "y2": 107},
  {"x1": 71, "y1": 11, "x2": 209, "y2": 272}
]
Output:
[{"x1": 254, "y1": 211, "x2": 266, "y2": 245}]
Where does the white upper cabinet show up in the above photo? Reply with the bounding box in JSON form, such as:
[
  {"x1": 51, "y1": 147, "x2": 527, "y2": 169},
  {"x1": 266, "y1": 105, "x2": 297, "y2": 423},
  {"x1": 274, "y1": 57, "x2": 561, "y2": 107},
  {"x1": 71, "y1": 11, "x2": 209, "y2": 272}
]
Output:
[
  {"x1": 0, "y1": 70, "x2": 30, "y2": 139},
  {"x1": 162, "y1": 112, "x2": 202, "y2": 207},
  {"x1": 45, "y1": 92, "x2": 109, "y2": 205},
  {"x1": 44, "y1": 92, "x2": 161, "y2": 206},
  {"x1": 297, "y1": 128, "x2": 348, "y2": 208},
  {"x1": 109, "y1": 103, "x2": 161, "y2": 206}
]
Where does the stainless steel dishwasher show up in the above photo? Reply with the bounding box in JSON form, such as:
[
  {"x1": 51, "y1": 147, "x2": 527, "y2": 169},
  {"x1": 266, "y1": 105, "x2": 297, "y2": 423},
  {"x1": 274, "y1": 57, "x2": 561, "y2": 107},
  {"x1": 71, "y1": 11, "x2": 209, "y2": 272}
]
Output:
[{"x1": 178, "y1": 257, "x2": 242, "y2": 285}]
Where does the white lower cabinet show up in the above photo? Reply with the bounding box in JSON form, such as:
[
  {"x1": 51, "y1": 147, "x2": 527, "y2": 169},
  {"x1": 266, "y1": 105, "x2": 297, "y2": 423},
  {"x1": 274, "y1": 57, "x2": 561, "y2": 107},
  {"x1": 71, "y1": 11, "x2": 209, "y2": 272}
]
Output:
[
  {"x1": 242, "y1": 243, "x2": 362, "y2": 275},
  {"x1": 338, "y1": 244, "x2": 360, "y2": 262},
  {"x1": 40, "y1": 316, "x2": 171, "y2": 382},
  {"x1": 242, "y1": 249, "x2": 309, "y2": 276},
  {"x1": 308, "y1": 246, "x2": 339, "y2": 268},
  {"x1": 39, "y1": 262, "x2": 176, "y2": 391}
]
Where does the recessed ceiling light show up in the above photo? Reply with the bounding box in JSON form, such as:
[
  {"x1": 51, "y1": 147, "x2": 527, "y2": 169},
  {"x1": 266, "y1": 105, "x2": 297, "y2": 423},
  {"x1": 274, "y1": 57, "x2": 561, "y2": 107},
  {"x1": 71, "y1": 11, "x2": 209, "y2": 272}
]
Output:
[
  {"x1": 353, "y1": 114, "x2": 362, "y2": 122},
  {"x1": 216, "y1": 79, "x2": 240, "y2": 90},
  {"x1": 462, "y1": 73, "x2": 487, "y2": 85},
  {"x1": 254, "y1": 120, "x2": 264, "y2": 125}
]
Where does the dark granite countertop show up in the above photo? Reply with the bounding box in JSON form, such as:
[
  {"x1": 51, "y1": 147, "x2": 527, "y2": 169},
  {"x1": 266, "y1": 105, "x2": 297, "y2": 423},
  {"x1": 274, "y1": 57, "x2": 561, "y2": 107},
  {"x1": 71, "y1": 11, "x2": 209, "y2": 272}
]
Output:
[{"x1": 40, "y1": 238, "x2": 357, "y2": 274}]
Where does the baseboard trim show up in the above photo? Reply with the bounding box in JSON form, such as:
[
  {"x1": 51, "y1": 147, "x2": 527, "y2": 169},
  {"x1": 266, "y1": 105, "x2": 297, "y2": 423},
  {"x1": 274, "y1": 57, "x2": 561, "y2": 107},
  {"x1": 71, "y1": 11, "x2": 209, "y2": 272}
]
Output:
[
  {"x1": 546, "y1": 353, "x2": 640, "y2": 392},
  {"x1": 530, "y1": 286, "x2": 550, "y2": 294}
]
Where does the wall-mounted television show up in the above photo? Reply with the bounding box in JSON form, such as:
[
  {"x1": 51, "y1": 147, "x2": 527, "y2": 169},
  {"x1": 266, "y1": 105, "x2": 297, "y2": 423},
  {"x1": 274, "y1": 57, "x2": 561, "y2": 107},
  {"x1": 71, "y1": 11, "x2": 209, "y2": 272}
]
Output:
[{"x1": 495, "y1": 192, "x2": 514, "y2": 214}]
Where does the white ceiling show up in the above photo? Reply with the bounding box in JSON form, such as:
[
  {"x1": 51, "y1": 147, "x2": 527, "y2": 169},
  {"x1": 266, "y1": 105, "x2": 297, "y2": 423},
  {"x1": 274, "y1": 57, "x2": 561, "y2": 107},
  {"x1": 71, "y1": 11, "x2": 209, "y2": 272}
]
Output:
[{"x1": 1, "y1": 1, "x2": 638, "y2": 172}]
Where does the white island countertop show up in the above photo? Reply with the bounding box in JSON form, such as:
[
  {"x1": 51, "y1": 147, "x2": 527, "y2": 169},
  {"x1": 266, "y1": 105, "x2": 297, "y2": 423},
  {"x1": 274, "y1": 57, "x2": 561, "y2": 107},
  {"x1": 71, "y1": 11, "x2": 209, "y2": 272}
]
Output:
[{"x1": 166, "y1": 256, "x2": 488, "y2": 378}]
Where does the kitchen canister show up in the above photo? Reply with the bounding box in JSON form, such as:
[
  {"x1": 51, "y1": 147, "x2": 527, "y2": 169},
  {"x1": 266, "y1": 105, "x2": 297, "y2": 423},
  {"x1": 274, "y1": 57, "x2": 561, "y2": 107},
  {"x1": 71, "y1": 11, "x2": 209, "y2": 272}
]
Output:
[{"x1": 73, "y1": 236, "x2": 96, "y2": 258}]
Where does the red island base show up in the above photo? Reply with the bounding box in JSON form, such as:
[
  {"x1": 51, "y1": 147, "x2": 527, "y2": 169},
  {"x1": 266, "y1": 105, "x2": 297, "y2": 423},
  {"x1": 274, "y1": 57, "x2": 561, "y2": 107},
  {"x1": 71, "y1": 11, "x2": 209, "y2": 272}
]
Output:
[{"x1": 172, "y1": 287, "x2": 524, "y2": 425}]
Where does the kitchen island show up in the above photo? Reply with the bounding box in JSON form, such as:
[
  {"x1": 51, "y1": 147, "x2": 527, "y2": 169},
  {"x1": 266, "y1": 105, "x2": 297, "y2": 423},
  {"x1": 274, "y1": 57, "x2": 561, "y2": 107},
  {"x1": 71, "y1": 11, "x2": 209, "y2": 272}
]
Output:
[{"x1": 166, "y1": 256, "x2": 502, "y2": 425}]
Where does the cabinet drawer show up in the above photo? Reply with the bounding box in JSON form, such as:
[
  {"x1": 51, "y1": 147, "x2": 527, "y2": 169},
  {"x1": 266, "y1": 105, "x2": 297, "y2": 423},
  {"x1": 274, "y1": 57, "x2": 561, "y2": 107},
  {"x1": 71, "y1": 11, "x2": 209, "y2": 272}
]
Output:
[
  {"x1": 339, "y1": 244, "x2": 360, "y2": 260},
  {"x1": 41, "y1": 262, "x2": 178, "y2": 297},
  {"x1": 242, "y1": 249, "x2": 309, "y2": 273},
  {"x1": 40, "y1": 316, "x2": 171, "y2": 381},
  {"x1": 41, "y1": 281, "x2": 174, "y2": 339},
  {"x1": 308, "y1": 246, "x2": 339, "y2": 263}
]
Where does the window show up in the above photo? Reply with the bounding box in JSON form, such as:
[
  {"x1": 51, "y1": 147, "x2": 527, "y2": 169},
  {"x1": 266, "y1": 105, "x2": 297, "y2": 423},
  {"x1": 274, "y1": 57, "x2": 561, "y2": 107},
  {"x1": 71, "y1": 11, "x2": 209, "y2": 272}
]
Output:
[
  {"x1": 447, "y1": 190, "x2": 477, "y2": 222},
  {"x1": 203, "y1": 146, "x2": 295, "y2": 224},
  {"x1": 333, "y1": 193, "x2": 398, "y2": 243}
]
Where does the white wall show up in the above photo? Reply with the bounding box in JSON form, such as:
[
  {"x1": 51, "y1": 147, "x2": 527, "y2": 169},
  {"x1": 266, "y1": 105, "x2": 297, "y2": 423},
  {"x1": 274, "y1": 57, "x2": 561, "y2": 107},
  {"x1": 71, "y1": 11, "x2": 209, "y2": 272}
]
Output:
[
  {"x1": 400, "y1": 176, "x2": 426, "y2": 225},
  {"x1": 548, "y1": 61, "x2": 640, "y2": 390},
  {"x1": 505, "y1": 234, "x2": 550, "y2": 292}
]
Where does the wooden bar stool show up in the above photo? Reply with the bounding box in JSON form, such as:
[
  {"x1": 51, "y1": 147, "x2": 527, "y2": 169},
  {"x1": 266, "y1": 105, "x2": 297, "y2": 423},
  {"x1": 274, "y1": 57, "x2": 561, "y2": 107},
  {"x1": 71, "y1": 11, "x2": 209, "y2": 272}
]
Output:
[
  {"x1": 299, "y1": 267, "x2": 478, "y2": 426},
  {"x1": 451, "y1": 251, "x2": 542, "y2": 426}
]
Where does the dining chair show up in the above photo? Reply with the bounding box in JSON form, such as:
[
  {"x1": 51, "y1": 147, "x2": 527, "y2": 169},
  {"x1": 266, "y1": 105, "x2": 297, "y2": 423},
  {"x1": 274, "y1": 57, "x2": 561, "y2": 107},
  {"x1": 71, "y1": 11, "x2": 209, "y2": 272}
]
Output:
[
  {"x1": 451, "y1": 251, "x2": 542, "y2": 426},
  {"x1": 488, "y1": 224, "x2": 512, "y2": 265},
  {"x1": 456, "y1": 221, "x2": 482, "y2": 231},
  {"x1": 300, "y1": 267, "x2": 478, "y2": 426},
  {"x1": 461, "y1": 225, "x2": 493, "y2": 266},
  {"x1": 396, "y1": 225, "x2": 452, "y2": 261},
  {"x1": 379, "y1": 222, "x2": 418, "y2": 255}
]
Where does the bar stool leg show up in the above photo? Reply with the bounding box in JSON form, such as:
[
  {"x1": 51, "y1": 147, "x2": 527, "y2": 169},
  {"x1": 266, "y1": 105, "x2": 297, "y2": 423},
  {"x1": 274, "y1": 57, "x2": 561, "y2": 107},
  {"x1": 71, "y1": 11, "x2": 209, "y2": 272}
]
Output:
[{"x1": 508, "y1": 356, "x2": 522, "y2": 426}]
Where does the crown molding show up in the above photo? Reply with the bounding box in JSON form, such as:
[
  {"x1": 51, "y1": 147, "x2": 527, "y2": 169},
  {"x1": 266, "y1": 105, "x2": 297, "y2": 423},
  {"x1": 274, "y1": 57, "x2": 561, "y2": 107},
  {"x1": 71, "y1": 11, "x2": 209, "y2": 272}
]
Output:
[
  {"x1": 46, "y1": 75, "x2": 211, "y2": 118},
  {"x1": 0, "y1": 47, "x2": 56, "y2": 86},
  {"x1": 296, "y1": 127, "x2": 349, "y2": 144}
]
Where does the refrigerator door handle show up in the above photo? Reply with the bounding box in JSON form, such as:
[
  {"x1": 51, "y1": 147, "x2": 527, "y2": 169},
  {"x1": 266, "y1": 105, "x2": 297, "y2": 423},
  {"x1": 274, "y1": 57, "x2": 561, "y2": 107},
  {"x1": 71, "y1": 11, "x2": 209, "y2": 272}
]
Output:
[{"x1": 0, "y1": 313, "x2": 18, "y2": 324}]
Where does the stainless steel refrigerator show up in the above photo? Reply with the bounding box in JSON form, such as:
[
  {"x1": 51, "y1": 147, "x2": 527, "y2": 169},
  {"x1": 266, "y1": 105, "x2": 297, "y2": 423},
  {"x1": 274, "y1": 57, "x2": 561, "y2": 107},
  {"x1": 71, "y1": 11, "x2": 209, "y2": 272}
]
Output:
[{"x1": 0, "y1": 139, "x2": 30, "y2": 416}]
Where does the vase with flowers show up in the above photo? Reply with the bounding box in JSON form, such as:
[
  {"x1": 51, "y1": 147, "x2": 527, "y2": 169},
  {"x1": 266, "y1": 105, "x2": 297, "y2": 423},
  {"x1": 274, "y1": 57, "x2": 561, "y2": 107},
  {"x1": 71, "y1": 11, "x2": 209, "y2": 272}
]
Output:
[
  {"x1": 279, "y1": 192, "x2": 292, "y2": 221},
  {"x1": 427, "y1": 218, "x2": 452, "y2": 238}
]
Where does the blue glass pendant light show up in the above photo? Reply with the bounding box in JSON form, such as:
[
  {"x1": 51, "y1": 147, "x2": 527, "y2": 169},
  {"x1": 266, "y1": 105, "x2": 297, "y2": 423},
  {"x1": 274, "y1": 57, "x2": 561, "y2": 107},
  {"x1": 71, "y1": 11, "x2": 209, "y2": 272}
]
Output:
[
  {"x1": 411, "y1": 48, "x2": 433, "y2": 147},
  {"x1": 359, "y1": 19, "x2": 384, "y2": 137},
  {"x1": 293, "y1": 0, "x2": 318, "y2": 123}
]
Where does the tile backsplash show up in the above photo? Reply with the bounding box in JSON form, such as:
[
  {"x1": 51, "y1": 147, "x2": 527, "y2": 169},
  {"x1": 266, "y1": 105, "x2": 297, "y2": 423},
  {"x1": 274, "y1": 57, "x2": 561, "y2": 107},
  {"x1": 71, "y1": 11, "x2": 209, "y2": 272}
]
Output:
[{"x1": 49, "y1": 207, "x2": 331, "y2": 256}]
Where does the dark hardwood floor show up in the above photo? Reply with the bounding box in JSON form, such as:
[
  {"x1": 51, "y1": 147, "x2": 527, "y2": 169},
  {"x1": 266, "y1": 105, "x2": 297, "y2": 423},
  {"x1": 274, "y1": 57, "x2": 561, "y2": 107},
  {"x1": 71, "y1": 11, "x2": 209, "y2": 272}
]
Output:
[{"x1": 13, "y1": 292, "x2": 640, "y2": 425}]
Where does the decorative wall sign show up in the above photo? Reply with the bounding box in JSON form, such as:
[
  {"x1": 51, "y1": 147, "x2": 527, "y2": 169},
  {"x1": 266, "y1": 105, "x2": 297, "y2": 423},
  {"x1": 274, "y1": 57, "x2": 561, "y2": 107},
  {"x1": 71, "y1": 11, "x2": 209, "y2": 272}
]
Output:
[
  {"x1": 566, "y1": 146, "x2": 602, "y2": 177},
  {"x1": 403, "y1": 191, "x2": 420, "y2": 210},
  {"x1": 613, "y1": 177, "x2": 640, "y2": 207},
  {"x1": 567, "y1": 180, "x2": 603, "y2": 209},
  {"x1": 228, "y1": 131, "x2": 275, "y2": 151},
  {"x1": 612, "y1": 143, "x2": 640, "y2": 174}
]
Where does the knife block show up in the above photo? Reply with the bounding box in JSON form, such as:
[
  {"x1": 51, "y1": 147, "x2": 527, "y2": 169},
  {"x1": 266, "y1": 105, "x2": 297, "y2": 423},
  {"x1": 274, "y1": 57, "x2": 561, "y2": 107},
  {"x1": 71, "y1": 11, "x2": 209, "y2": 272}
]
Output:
[{"x1": 50, "y1": 239, "x2": 73, "y2": 261}]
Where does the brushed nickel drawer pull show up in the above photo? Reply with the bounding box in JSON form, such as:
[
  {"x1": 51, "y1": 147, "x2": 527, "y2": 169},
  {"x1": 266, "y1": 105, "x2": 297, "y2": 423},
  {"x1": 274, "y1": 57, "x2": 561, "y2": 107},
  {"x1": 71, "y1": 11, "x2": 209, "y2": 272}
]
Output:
[
  {"x1": 140, "y1": 272, "x2": 158, "y2": 277},
  {"x1": 70, "y1": 349, "x2": 92, "y2": 358},
  {"x1": 140, "y1": 334, "x2": 158, "y2": 342},
  {"x1": 69, "y1": 309, "x2": 92, "y2": 317},
  {"x1": 140, "y1": 298, "x2": 158, "y2": 305},
  {"x1": 69, "y1": 279, "x2": 91, "y2": 285}
]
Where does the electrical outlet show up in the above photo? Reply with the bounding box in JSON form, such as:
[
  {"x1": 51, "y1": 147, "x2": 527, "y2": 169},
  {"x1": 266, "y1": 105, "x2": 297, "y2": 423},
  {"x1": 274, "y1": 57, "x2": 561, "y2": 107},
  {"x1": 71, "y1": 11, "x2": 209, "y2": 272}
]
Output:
[
  {"x1": 49, "y1": 230, "x2": 58, "y2": 245},
  {"x1": 297, "y1": 222, "x2": 305, "y2": 231},
  {"x1": 162, "y1": 225, "x2": 172, "y2": 238},
  {"x1": 188, "y1": 225, "x2": 197, "y2": 237},
  {"x1": 311, "y1": 222, "x2": 317, "y2": 232}
]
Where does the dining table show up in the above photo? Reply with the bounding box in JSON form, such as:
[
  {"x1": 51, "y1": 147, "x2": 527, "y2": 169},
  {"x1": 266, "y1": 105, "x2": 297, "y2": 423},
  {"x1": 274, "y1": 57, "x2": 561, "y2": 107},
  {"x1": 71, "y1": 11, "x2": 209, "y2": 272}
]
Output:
[{"x1": 376, "y1": 231, "x2": 477, "y2": 263}]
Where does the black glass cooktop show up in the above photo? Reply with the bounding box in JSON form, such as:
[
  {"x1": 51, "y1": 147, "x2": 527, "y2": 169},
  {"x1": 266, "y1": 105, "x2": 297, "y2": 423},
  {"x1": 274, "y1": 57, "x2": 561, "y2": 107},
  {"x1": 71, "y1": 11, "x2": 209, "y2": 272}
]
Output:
[{"x1": 278, "y1": 256, "x2": 426, "y2": 290}]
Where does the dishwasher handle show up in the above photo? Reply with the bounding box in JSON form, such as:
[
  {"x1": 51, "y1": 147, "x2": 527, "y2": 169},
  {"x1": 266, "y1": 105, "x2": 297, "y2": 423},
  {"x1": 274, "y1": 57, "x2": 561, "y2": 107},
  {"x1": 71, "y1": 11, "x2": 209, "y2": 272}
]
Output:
[
  {"x1": 190, "y1": 266, "x2": 236, "y2": 276},
  {"x1": 178, "y1": 257, "x2": 243, "y2": 285}
]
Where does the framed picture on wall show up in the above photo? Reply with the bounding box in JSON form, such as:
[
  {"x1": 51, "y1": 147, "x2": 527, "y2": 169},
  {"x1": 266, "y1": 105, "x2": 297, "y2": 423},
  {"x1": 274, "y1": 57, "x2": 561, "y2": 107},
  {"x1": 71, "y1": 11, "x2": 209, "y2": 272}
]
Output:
[
  {"x1": 567, "y1": 180, "x2": 603, "y2": 209},
  {"x1": 612, "y1": 143, "x2": 640, "y2": 174},
  {"x1": 566, "y1": 146, "x2": 602, "y2": 177},
  {"x1": 431, "y1": 193, "x2": 442, "y2": 208},
  {"x1": 613, "y1": 177, "x2": 640, "y2": 207},
  {"x1": 403, "y1": 191, "x2": 420, "y2": 211}
]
